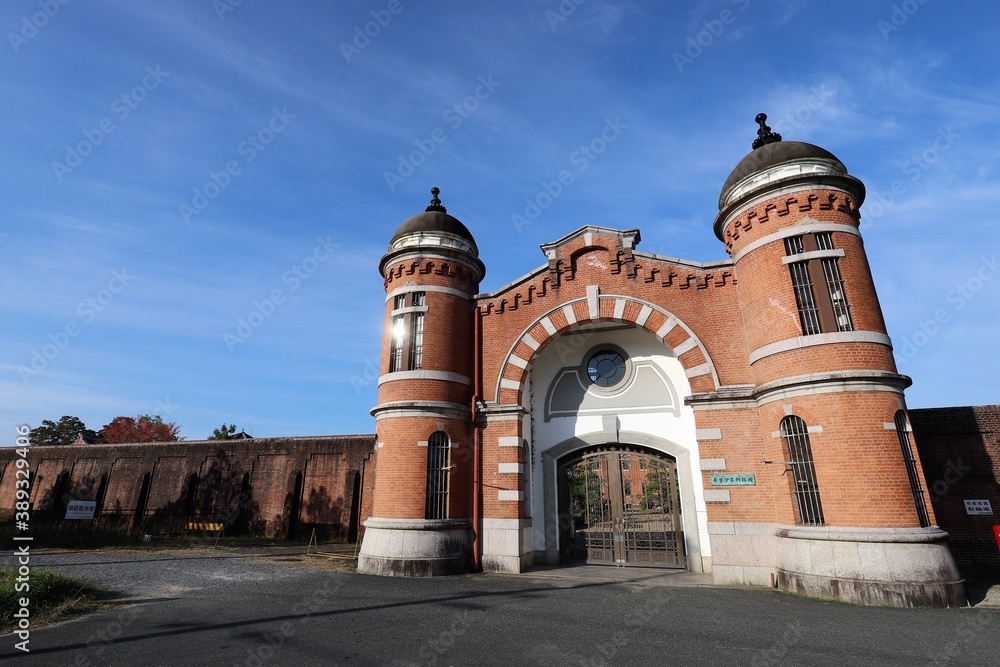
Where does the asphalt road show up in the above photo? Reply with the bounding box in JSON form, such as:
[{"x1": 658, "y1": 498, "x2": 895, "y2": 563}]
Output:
[{"x1": 2, "y1": 548, "x2": 998, "y2": 666}]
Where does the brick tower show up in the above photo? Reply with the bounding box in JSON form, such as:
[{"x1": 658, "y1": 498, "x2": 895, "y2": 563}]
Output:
[
  {"x1": 358, "y1": 188, "x2": 485, "y2": 576},
  {"x1": 712, "y1": 114, "x2": 964, "y2": 605}
]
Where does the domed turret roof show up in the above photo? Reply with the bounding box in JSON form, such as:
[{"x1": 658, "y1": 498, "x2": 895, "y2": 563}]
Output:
[
  {"x1": 390, "y1": 187, "x2": 477, "y2": 250},
  {"x1": 719, "y1": 114, "x2": 847, "y2": 209}
]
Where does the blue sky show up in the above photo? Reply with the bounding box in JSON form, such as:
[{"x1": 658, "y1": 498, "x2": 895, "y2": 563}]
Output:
[{"x1": 2, "y1": 0, "x2": 998, "y2": 443}]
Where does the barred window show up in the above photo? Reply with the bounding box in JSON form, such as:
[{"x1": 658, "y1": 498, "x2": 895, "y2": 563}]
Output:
[
  {"x1": 780, "y1": 416, "x2": 824, "y2": 526},
  {"x1": 822, "y1": 257, "x2": 854, "y2": 331},
  {"x1": 389, "y1": 315, "x2": 404, "y2": 372},
  {"x1": 895, "y1": 411, "x2": 931, "y2": 527},
  {"x1": 784, "y1": 233, "x2": 853, "y2": 335},
  {"x1": 425, "y1": 431, "x2": 450, "y2": 520},
  {"x1": 408, "y1": 292, "x2": 425, "y2": 370}
]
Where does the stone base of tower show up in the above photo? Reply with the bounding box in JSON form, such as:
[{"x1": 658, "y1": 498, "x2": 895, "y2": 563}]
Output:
[
  {"x1": 774, "y1": 526, "x2": 966, "y2": 608},
  {"x1": 357, "y1": 518, "x2": 472, "y2": 577}
]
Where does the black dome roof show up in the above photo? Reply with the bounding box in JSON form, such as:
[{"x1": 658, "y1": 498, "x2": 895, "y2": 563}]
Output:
[
  {"x1": 389, "y1": 188, "x2": 477, "y2": 250},
  {"x1": 719, "y1": 141, "x2": 846, "y2": 209}
]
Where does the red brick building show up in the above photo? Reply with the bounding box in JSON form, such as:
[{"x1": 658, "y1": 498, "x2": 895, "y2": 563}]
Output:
[{"x1": 357, "y1": 115, "x2": 975, "y2": 607}]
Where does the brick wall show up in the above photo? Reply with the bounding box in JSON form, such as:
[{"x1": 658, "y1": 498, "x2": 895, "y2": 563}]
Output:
[
  {"x1": 0, "y1": 435, "x2": 376, "y2": 542},
  {"x1": 911, "y1": 405, "x2": 1000, "y2": 574}
]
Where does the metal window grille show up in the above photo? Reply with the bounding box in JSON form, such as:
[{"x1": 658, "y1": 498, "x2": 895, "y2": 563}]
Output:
[
  {"x1": 425, "y1": 431, "x2": 450, "y2": 520},
  {"x1": 785, "y1": 236, "x2": 821, "y2": 335},
  {"x1": 895, "y1": 411, "x2": 931, "y2": 527},
  {"x1": 393, "y1": 294, "x2": 406, "y2": 309},
  {"x1": 408, "y1": 312, "x2": 424, "y2": 370},
  {"x1": 781, "y1": 416, "x2": 825, "y2": 525},
  {"x1": 784, "y1": 236, "x2": 805, "y2": 255},
  {"x1": 821, "y1": 258, "x2": 854, "y2": 331},
  {"x1": 411, "y1": 291, "x2": 426, "y2": 307},
  {"x1": 788, "y1": 262, "x2": 822, "y2": 335},
  {"x1": 389, "y1": 315, "x2": 404, "y2": 372},
  {"x1": 815, "y1": 232, "x2": 834, "y2": 250}
]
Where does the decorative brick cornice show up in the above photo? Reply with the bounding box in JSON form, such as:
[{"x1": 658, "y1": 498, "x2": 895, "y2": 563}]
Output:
[{"x1": 721, "y1": 190, "x2": 862, "y2": 255}]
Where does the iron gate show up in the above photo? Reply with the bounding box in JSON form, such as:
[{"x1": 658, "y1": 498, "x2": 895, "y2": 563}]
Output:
[{"x1": 560, "y1": 448, "x2": 684, "y2": 568}]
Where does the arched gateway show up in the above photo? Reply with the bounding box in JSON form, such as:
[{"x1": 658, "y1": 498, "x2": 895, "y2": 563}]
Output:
[{"x1": 361, "y1": 116, "x2": 967, "y2": 608}]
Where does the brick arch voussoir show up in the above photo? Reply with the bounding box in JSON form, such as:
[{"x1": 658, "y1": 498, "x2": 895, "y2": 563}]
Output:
[{"x1": 494, "y1": 296, "x2": 720, "y2": 404}]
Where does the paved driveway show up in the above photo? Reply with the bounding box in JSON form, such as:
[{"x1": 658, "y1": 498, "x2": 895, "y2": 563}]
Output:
[{"x1": 2, "y1": 548, "x2": 998, "y2": 666}]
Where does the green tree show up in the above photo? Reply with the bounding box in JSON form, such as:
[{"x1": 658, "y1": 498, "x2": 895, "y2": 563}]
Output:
[
  {"x1": 29, "y1": 416, "x2": 99, "y2": 446},
  {"x1": 207, "y1": 423, "x2": 239, "y2": 440}
]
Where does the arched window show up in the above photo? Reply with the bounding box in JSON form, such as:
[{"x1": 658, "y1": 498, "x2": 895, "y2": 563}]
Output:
[
  {"x1": 895, "y1": 411, "x2": 931, "y2": 527},
  {"x1": 425, "y1": 431, "x2": 450, "y2": 520},
  {"x1": 780, "y1": 416, "x2": 824, "y2": 526}
]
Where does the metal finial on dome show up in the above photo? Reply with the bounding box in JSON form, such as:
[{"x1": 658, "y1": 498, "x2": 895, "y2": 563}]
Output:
[
  {"x1": 425, "y1": 186, "x2": 447, "y2": 213},
  {"x1": 751, "y1": 113, "x2": 782, "y2": 150}
]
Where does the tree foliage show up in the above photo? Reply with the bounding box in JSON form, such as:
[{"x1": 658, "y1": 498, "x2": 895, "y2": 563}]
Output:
[
  {"x1": 29, "y1": 416, "x2": 99, "y2": 446},
  {"x1": 99, "y1": 415, "x2": 181, "y2": 444},
  {"x1": 207, "y1": 423, "x2": 239, "y2": 440}
]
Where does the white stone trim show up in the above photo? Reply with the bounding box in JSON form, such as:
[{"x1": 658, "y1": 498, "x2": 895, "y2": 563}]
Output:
[
  {"x1": 522, "y1": 334, "x2": 540, "y2": 351},
  {"x1": 781, "y1": 249, "x2": 845, "y2": 265},
  {"x1": 731, "y1": 221, "x2": 860, "y2": 264},
  {"x1": 562, "y1": 304, "x2": 577, "y2": 326},
  {"x1": 749, "y1": 331, "x2": 893, "y2": 365},
  {"x1": 417, "y1": 441, "x2": 427, "y2": 447},
  {"x1": 498, "y1": 490, "x2": 524, "y2": 502},
  {"x1": 508, "y1": 355, "x2": 529, "y2": 369},
  {"x1": 673, "y1": 337, "x2": 698, "y2": 356},
  {"x1": 612, "y1": 297, "x2": 626, "y2": 320},
  {"x1": 378, "y1": 370, "x2": 472, "y2": 386},
  {"x1": 685, "y1": 363, "x2": 711, "y2": 379},
  {"x1": 696, "y1": 428, "x2": 723, "y2": 441},
  {"x1": 635, "y1": 304, "x2": 652, "y2": 326},
  {"x1": 656, "y1": 318, "x2": 677, "y2": 340},
  {"x1": 499, "y1": 378, "x2": 522, "y2": 391},
  {"x1": 385, "y1": 284, "x2": 473, "y2": 302},
  {"x1": 498, "y1": 436, "x2": 521, "y2": 447},
  {"x1": 586, "y1": 285, "x2": 600, "y2": 320},
  {"x1": 807, "y1": 425, "x2": 823, "y2": 434},
  {"x1": 540, "y1": 316, "x2": 556, "y2": 336},
  {"x1": 498, "y1": 463, "x2": 523, "y2": 474},
  {"x1": 704, "y1": 490, "x2": 731, "y2": 502},
  {"x1": 700, "y1": 458, "x2": 726, "y2": 471}
]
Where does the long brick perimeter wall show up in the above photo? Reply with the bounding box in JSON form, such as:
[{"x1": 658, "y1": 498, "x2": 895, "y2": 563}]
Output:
[
  {"x1": 911, "y1": 405, "x2": 1000, "y2": 574},
  {"x1": 0, "y1": 435, "x2": 376, "y2": 542}
]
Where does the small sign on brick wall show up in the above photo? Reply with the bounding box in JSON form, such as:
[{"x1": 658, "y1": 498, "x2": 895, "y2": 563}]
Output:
[
  {"x1": 65, "y1": 500, "x2": 97, "y2": 520},
  {"x1": 710, "y1": 473, "x2": 756, "y2": 486},
  {"x1": 963, "y1": 499, "x2": 993, "y2": 515}
]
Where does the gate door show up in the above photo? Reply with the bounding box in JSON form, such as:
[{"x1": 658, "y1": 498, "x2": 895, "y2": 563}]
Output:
[{"x1": 561, "y1": 448, "x2": 684, "y2": 568}]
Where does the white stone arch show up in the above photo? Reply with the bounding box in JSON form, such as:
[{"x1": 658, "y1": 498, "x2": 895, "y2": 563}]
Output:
[{"x1": 494, "y1": 294, "x2": 721, "y2": 406}]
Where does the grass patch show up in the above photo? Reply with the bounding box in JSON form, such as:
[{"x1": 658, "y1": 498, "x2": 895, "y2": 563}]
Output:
[{"x1": 1, "y1": 565, "x2": 104, "y2": 633}]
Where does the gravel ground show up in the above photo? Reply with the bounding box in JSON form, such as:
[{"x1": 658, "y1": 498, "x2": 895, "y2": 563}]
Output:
[{"x1": 3, "y1": 544, "x2": 342, "y2": 600}]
